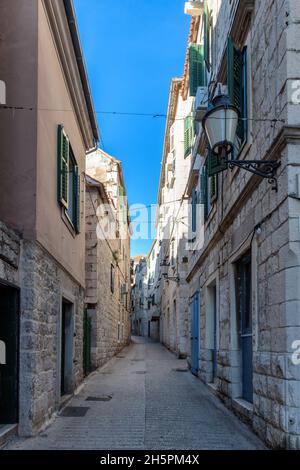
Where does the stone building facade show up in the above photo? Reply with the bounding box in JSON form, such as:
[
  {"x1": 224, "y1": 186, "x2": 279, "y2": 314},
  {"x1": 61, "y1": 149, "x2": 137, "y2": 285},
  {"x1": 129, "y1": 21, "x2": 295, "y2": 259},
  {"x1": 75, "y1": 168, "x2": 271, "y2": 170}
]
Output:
[
  {"x1": 131, "y1": 257, "x2": 148, "y2": 336},
  {"x1": 0, "y1": 0, "x2": 99, "y2": 437},
  {"x1": 184, "y1": 0, "x2": 300, "y2": 450},
  {"x1": 154, "y1": 75, "x2": 194, "y2": 357},
  {"x1": 85, "y1": 151, "x2": 131, "y2": 371},
  {"x1": 145, "y1": 240, "x2": 160, "y2": 341}
]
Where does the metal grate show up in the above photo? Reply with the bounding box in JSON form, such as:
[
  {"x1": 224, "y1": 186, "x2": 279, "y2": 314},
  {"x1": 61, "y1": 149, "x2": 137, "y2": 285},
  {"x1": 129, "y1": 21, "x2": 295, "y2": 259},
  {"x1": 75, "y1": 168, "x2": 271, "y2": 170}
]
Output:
[{"x1": 60, "y1": 407, "x2": 89, "y2": 417}]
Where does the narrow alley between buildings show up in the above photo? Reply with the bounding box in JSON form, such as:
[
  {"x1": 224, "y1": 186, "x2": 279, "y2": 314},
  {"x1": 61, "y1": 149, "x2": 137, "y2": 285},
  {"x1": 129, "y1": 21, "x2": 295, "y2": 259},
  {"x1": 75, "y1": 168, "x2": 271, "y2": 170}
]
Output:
[{"x1": 5, "y1": 337, "x2": 264, "y2": 451}]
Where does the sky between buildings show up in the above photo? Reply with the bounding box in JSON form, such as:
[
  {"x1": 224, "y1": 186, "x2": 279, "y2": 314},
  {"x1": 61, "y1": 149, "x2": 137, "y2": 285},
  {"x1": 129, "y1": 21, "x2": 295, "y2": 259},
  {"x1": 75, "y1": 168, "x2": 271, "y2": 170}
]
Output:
[{"x1": 74, "y1": 0, "x2": 190, "y2": 257}]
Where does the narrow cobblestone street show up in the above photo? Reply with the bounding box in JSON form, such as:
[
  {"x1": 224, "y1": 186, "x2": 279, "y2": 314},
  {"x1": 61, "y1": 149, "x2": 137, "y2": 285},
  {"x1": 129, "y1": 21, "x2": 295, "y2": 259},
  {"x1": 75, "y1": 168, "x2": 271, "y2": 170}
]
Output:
[{"x1": 6, "y1": 337, "x2": 264, "y2": 450}]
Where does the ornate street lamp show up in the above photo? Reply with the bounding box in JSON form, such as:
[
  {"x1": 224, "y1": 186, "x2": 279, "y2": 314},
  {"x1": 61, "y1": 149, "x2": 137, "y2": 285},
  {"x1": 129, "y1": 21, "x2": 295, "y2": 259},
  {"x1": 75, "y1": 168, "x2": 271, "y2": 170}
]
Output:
[{"x1": 202, "y1": 90, "x2": 280, "y2": 190}]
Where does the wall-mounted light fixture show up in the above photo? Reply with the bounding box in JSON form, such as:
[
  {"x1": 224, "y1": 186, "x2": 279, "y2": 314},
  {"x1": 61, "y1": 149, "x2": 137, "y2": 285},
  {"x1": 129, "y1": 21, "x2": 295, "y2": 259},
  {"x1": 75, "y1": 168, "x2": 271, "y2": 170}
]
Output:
[{"x1": 203, "y1": 89, "x2": 280, "y2": 191}]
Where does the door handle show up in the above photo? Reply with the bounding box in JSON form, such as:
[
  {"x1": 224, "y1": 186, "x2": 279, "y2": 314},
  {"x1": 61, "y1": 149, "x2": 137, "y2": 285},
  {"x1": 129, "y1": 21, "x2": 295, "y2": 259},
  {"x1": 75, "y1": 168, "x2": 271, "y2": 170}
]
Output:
[{"x1": 241, "y1": 334, "x2": 253, "y2": 338}]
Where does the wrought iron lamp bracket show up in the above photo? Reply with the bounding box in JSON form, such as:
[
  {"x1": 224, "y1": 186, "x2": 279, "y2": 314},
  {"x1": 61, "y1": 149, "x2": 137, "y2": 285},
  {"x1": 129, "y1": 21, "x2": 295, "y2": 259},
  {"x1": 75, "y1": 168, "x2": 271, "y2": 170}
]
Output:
[{"x1": 226, "y1": 159, "x2": 281, "y2": 192}]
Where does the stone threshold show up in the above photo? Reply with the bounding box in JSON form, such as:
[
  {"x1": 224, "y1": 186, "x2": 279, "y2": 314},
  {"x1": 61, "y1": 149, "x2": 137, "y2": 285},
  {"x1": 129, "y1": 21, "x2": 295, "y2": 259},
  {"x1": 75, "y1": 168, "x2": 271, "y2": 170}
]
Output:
[
  {"x1": 207, "y1": 382, "x2": 218, "y2": 395},
  {"x1": 232, "y1": 398, "x2": 253, "y2": 423},
  {"x1": 0, "y1": 424, "x2": 18, "y2": 448}
]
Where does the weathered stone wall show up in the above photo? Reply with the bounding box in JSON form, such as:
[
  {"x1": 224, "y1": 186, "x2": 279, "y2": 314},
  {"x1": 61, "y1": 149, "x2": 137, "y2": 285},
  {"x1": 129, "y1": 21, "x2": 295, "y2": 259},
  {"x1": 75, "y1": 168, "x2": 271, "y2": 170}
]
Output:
[
  {"x1": 0, "y1": 220, "x2": 20, "y2": 285},
  {"x1": 19, "y1": 240, "x2": 84, "y2": 436},
  {"x1": 186, "y1": 0, "x2": 300, "y2": 450},
  {"x1": 85, "y1": 186, "x2": 131, "y2": 370}
]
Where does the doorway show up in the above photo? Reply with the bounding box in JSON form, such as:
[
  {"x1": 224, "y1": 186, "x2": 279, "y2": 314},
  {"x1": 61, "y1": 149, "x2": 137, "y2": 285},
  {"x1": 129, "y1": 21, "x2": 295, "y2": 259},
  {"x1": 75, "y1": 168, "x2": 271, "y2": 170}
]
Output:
[
  {"x1": 61, "y1": 299, "x2": 74, "y2": 397},
  {"x1": 191, "y1": 292, "x2": 199, "y2": 376},
  {"x1": 236, "y1": 253, "x2": 253, "y2": 403},
  {"x1": 206, "y1": 283, "x2": 217, "y2": 382},
  {"x1": 0, "y1": 283, "x2": 19, "y2": 425}
]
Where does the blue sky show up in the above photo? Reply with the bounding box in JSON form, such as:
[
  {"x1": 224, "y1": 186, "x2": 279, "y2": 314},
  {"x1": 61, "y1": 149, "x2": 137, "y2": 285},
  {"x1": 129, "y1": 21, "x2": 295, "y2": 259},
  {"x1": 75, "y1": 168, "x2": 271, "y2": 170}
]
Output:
[{"x1": 74, "y1": 0, "x2": 190, "y2": 256}]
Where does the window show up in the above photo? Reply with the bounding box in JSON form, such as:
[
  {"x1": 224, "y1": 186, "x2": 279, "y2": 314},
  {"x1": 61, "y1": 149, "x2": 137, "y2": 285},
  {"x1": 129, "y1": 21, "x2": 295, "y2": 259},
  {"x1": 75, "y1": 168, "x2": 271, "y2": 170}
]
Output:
[
  {"x1": 184, "y1": 115, "x2": 194, "y2": 158},
  {"x1": 119, "y1": 185, "x2": 127, "y2": 224},
  {"x1": 191, "y1": 188, "x2": 197, "y2": 233},
  {"x1": 57, "y1": 125, "x2": 80, "y2": 233},
  {"x1": 204, "y1": 0, "x2": 213, "y2": 72},
  {"x1": 189, "y1": 44, "x2": 205, "y2": 96},
  {"x1": 207, "y1": 146, "x2": 228, "y2": 177},
  {"x1": 200, "y1": 160, "x2": 218, "y2": 221},
  {"x1": 227, "y1": 37, "x2": 248, "y2": 153},
  {"x1": 117, "y1": 322, "x2": 120, "y2": 342},
  {"x1": 111, "y1": 265, "x2": 115, "y2": 293}
]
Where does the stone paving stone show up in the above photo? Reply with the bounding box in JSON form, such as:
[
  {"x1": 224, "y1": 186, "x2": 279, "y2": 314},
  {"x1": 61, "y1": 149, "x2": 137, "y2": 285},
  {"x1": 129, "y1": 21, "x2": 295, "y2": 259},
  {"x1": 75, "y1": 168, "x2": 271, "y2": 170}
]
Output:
[{"x1": 5, "y1": 337, "x2": 265, "y2": 450}]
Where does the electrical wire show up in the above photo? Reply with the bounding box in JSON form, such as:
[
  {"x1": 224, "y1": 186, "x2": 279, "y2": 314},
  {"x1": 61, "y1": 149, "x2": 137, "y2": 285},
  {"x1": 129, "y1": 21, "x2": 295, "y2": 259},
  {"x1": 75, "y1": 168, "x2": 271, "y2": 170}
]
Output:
[{"x1": 0, "y1": 104, "x2": 286, "y2": 124}]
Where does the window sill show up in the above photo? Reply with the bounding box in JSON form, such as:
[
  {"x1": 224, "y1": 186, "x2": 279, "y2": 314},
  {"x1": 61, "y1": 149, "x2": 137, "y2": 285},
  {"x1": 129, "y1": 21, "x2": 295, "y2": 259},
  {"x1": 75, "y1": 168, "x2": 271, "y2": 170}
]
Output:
[{"x1": 232, "y1": 398, "x2": 253, "y2": 421}]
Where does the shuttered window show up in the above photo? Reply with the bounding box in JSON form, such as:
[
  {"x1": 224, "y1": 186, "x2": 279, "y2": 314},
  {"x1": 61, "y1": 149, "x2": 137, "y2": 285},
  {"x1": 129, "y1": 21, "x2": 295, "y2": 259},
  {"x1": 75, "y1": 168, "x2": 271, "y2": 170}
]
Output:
[
  {"x1": 200, "y1": 166, "x2": 208, "y2": 220},
  {"x1": 189, "y1": 44, "x2": 205, "y2": 96},
  {"x1": 210, "y1": 174, "x2": 218, "y2": 201},
  {"x1": 184, "y1": 115, "x2": 194, "y2": 158},
  {"x1": 192, "y1": 188, "x2": 197, "y2": 233},
  {"x1": 57, "y1": 125, "x2": 69, "y2": 208},
  {"x1": 200, "y1": 160, "x2": 218, "y2": 221},
  {"x1": 227, "y1": 37, "x2": 248, "y2": 150},
  {"x1": 204, "y1": 0, "x2": 212, "y2": 72},
  {"x1": 74, "y1": 165, "x2": 80, "y2": 234},
  {"x1": 207, "y1": 147, "x2": 228, "y2": 177},
  {"x1": 57, "y1": 125, "x2": 80, "y2": 234}
]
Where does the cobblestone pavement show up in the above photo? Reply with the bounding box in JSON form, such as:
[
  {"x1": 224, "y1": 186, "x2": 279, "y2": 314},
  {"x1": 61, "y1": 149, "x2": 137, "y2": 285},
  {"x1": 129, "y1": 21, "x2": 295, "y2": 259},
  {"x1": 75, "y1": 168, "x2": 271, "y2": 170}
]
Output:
[{"x1": 6, "y1": 337, "x2": 265, "y2": 450}]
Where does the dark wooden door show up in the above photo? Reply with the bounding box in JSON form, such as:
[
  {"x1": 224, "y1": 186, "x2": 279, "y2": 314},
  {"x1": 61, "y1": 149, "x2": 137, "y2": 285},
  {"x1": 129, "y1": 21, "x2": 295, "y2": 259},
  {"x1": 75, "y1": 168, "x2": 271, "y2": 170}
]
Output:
[
  {"x1": 191, "y1": 293, "x2": 199, "y2": 376},
  {"x1": 0, "y1": 285, "x2": 19, "y2": 424},
  {"x1": 237, "y1": 253, "x2": 253, "y2": 403}
]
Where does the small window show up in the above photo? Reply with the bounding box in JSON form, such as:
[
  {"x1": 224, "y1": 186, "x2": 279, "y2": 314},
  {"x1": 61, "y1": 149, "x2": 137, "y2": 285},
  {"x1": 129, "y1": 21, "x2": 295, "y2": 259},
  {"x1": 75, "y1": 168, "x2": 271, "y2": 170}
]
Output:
[
  {"x1": 204, "y1": 0, "x2": 213, "y2": 72},
  {"x1": 192, "y1": 188, "x2": 197, "y2": 233},
  {"x1": 227, "y1": 37, "x2": 248, "y2": 154},
  {"x1": 200, "y1": 161, "x2": 218, "y2": 221},
  {"x1": 111, "y1": 265, "x2": 115, "y2": 293},
  {"x1": 189, "y1": 44, "x2": 205, "y2": 96},
  {"x1": 184, "y1": 115, "x2": 194, "y2": 158}
]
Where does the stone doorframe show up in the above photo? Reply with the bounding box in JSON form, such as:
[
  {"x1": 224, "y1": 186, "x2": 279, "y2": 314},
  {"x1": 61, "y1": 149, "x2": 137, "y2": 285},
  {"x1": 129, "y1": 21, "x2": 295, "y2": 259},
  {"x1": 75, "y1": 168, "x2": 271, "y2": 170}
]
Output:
[
  {"x1": 55, "y1": 289, "x2": 76, "y2": 409},
  {"x1": 228, "y1": 234, "x2": 258, "y2": 402}
]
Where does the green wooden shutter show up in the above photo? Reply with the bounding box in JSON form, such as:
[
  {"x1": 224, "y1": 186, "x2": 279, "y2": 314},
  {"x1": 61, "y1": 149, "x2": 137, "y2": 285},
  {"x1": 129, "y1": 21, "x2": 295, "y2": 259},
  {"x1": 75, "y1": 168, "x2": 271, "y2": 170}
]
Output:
[
  {"x1": 192, "y1": 188, "x2": 197, "y2": 232},
  {"x1": 204, "y1": 0, "x2": 211, "y2": 71},
  {"x1": 74, "y1": 165, "x2": 80, "y2": 233},
  {"x1": 210, "y1": 174, "x2": 218, "y2": 200},
  {"x1": 200, "y1": 167, "x2": 208, "y2": 219},
  {"x1": 184, "y1": 115, "x2": 194, "y2": 158},
  {"x1": 57, "y1": 125, "x2": 69, "y2": 208},
  {"x1": 207, "y1": 147, "x2": 228, "y2": 176},
  {"x1": 227, "y1": 37, "x2": 247, "y2": 144},
  {"x1": 189, "y1": 44, "x2": 205, "y2": 97}
]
